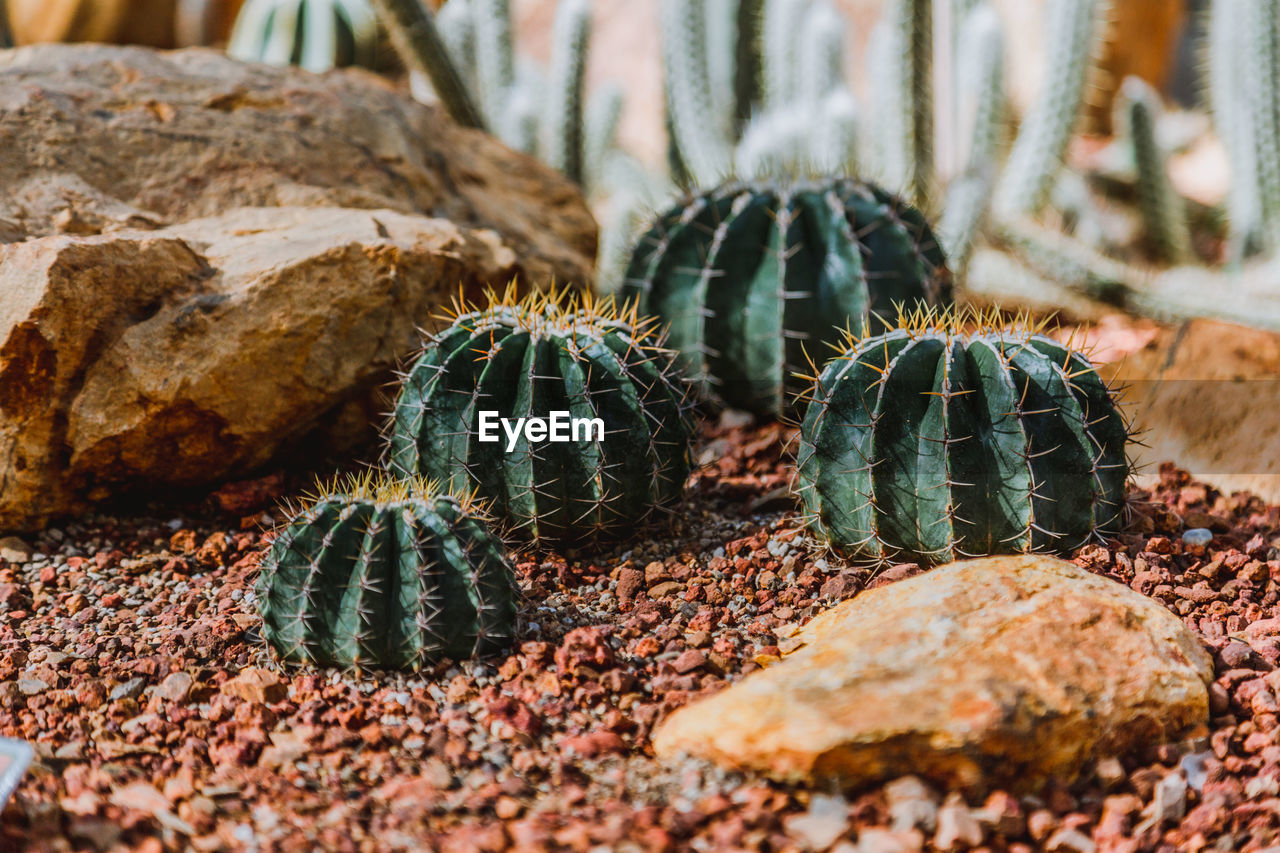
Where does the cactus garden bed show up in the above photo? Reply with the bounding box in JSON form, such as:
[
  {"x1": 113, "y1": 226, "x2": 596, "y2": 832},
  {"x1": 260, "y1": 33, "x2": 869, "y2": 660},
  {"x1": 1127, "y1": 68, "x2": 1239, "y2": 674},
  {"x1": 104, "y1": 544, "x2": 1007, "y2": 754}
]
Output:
[{"x1": 1, "y1": 412, "x2": 1278, "y2": 852}]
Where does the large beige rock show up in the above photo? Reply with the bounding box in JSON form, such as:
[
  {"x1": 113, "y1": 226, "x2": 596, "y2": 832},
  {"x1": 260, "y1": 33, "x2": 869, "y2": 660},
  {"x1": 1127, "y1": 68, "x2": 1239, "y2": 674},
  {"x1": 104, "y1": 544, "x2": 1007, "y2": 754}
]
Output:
[
  {"x1": 0, "y1": 44, "x2": 596, "y2": 532},
  {"x1": 0, "y1": 207, "x2": 525, "y2": 531},
  {"x1": 653, "y1": 555, "x2": 1212, "y2": 792},
  {"x1": 0, "y1": 44, "x2": 595, "y2": 285}
]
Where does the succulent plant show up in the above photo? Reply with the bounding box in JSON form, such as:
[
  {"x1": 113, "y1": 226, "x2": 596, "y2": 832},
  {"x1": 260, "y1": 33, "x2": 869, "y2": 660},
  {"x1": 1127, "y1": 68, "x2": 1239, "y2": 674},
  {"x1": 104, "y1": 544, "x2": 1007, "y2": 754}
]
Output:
[
  {"x1": 796, "y1": 308, "x2": 1130, "y2": 564},
  {"x1": 621, "y1": 178, "x2": 954, "y2": 416},
  {"x1": 1118, "y1": 76, "x2": 1192, "y2": 264},
  {"x1": 256, "y1": 474, "x2": 517, "y2": 670},
  {"x1": 1207, "y1": 0, "x2": 1280, "y2": 260},
  {"x1": 387, "y1": 288, "x2": 695, "y2": 548},
  {"x1": 228, "y1": 0, "x2": 380, "y2": 73},
  {"x1": 392, "y1": 0, "x2": 614, "y2": 191}
]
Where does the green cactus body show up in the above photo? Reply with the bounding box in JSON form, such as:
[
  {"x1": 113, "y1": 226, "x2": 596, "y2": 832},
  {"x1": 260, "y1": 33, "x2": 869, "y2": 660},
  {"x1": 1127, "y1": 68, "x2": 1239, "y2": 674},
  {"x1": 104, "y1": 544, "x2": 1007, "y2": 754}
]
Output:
[
  {"x1": 256, "y1": 478, "x2": 517, "y2": 670},
  {"x1": 229, "y1": 0, "x2": 379, "y2": 73},
  {"x1": 388, "y1": 292, "x2": 695, "y2": 547},
  {"x1": 622, "y1": 179, "x2": 953, "y2": 416},
  {"x1": 796, "y1": 315, "x2": 1129, "y2": 564}
]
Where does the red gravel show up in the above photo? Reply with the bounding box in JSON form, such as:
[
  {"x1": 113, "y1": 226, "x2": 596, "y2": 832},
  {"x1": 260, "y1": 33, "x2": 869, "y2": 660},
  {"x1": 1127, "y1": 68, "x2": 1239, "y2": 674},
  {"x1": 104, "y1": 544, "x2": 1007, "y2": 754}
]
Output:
[{"x1": 1, "y1": 415, "x2": 1278, "y2": 852}]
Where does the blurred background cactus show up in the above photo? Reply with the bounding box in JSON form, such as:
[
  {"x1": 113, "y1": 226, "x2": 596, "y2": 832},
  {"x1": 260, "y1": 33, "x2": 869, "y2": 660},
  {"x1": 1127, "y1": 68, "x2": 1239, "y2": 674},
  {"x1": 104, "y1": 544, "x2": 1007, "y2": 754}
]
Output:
[
  {"x1": 227, "y1": 0, "x2": 381, "y2": 71},
  {"x1": 6, "y1": 0, "x2": 1280, "y2": 328}
]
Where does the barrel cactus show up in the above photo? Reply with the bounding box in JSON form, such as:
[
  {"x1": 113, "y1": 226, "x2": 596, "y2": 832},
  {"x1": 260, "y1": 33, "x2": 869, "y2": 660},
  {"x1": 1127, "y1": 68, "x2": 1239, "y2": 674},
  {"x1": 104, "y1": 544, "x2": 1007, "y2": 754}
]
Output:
[
  {"x1": 621, "y1": 178, "x2": 953, "y2": 416},
  {"x1": 796, "y1": 309, "x2": 1130, "y2": 564},
  {"x1": 387, "y1": 289, "x2": 695, "y2": 547},
  {"x1": 256, "y1": 474, "x2": 517, "y2": 670},
  {"x1": 228, "y1": 0, "x2": 379, "y2": 73}
]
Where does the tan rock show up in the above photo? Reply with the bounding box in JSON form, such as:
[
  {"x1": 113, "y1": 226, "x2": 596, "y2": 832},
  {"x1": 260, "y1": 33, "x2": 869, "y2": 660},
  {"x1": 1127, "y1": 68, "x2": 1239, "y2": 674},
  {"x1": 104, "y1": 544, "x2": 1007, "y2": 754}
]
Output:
[
  {"x1": 1106, "y1": 318, "x2": 1280, "y2": 504},
  {"x1": 0, "y1": 44, "x2": 595, "y2": 286},
  {"x1": 0, "y1": 206, "x2": 519, "y2": 530},
  {"x1": 652, "y1": 555, "x2": 1212, "y2": 792}
]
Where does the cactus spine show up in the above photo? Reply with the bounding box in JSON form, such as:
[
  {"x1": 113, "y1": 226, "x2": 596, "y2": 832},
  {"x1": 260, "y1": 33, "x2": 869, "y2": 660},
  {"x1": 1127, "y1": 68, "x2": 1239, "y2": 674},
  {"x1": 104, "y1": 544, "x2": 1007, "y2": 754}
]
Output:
[
  {"x1": 796, "y1": 309, "x2": 1130, "y2": 564},
  {"x1": 622, "y1": 178, "x2": 953, "y2": 416},
  {"x1": 256, "y1": 475, "x2": 517, "y2": 670},
  {"x1": 388, "y1": 289, "x2": 695, "y2": 547}
]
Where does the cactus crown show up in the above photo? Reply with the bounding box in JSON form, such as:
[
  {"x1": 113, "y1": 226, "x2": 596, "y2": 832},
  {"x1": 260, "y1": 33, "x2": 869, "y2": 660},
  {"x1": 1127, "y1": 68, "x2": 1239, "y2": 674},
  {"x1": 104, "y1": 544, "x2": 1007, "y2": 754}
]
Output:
[
  {"x1": 623, "y1": 176, "x2": 953, "y2": 417},
  {"x1": 255, "y1": 471, "x2": 518, "y2": 672},
  {"x1": 387, "y1": 285, "x2": 695, "y2": 549},
  {"x1": 796, "y1": 305, "x2": 1132, "y2": 565}
]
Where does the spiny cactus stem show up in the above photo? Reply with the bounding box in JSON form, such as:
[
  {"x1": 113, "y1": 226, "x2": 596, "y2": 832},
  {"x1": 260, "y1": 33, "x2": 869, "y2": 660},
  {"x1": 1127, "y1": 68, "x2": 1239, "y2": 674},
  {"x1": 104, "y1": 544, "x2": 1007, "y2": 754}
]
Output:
[
  {"x1": 1120, "y1": 76, "x2": 1192, "y2": 264},
  {"x1": 734, "y1": 0, "x2": 766, "y2": 129},
  {"x1": 368, "y1": 0, "x2": 487, "y2": 130},
  {"x1": 902, "y1": 0, "x2": 934, "y2": 208},
  {"x1": 542, "y1": 0, "x2": 591, "y2": 185}
]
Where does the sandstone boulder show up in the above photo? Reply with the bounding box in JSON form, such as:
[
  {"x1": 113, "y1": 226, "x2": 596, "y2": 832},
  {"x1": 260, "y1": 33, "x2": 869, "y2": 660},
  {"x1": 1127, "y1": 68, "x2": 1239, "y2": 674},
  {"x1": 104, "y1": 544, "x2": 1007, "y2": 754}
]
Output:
[
  {"x1": 652, "y1": 555, "x2": 1212, "y2": 792},
  {"x1": 0, "y1": 207, "x2": 528, "y2": 531},
  {"x1": 0, "y1": 44, "x2": 595, "y2": 285},
  {"x1": 0, "y1": 44, "x2": 596, "y2": 532}
]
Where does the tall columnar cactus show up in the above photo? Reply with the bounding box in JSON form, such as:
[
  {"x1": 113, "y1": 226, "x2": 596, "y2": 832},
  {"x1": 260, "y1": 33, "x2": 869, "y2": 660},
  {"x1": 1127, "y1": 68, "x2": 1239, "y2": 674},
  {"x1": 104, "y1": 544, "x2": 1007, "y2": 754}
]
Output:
[
  {"x1": 992, "y1": 0, "x2": 1108, "y2": 220},
  {"x1": 541, "y1": 0, "x2": 592, "y2": 185},
  {"x1": 228, "y1": 0, "x2": 380, "y2": 73},
  {"x1": 387, "y1": 289, "x2": 695, "y2": 547},
  {"x1": 662, "y1": 0, "x2": 734, "y2": 186},
  {"x1": 893, "y1": 0, "x2": 935, "y2": 208},
  {"x1": 414, "y1": 0, "x2": 613, "y2": 192},
  {"x1": 256, "y1": 475, "x2": 517, "y2": 670},
  {"x1": 936, "y1": 1, "x2": 1003, "y2": 275},
  {"x1": 796, "y1": 309, "x2": 1130, "y2": 564},
  {"x1": 1207, "y1": 0, "x2": 1280, "y2": 259},
  {"x1": 1119, "y1": 76, "x2": 1192, "y2": 264},
  {"x1": 367, "y1": 0, "x2": 486, "y2": 129},
  {"x1": 622, "y1": 178, "x2": 953, "y2": 416}
]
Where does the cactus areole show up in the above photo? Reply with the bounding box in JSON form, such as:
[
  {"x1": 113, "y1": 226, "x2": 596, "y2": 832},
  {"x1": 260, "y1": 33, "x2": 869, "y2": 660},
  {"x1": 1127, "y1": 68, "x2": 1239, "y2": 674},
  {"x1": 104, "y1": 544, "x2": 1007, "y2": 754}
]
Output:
[
  {"x1": 388, "y1": 289, "x2": 695, "y2": 547},
  {"x1": 256, "y1": 476, "x2": 517, "y2": 670},
  {"x1": 621, "y1": 178, "x2": 953, "y2": 417},
  {"x1": 796, "y1": 311, "x2": 1130, "y2": 564}
]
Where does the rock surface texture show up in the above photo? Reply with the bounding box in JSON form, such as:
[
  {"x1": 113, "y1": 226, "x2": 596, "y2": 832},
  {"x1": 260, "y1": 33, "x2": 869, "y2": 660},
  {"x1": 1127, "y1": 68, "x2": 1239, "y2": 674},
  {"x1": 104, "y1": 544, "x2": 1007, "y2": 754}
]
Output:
[
  {"x1": 0, "y1": 45, "x2": 597, "y2": 532},
  {"x1": 653, "y1": 555, "x2": 1213, "y2": 791},
  {"x1": 1107, "y1": 318, "x2": 1280, "y2": 505}
]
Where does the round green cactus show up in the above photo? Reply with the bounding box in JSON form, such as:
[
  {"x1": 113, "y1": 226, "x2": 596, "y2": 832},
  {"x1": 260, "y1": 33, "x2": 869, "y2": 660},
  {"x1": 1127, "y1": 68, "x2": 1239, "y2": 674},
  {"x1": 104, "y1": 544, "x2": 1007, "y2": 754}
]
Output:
[
  {"x1": 387, "y1": 289, "x2": 695, "y2": 547},
  {"x1": 796, "y1": 309, "x2": 1130, "y2": 564},
  {"x1": 255, "y1": 474, "x2": 517, "y2": 670},
  {"x1": 621, "y1": 177, "x2": 953, "y2": 417}
]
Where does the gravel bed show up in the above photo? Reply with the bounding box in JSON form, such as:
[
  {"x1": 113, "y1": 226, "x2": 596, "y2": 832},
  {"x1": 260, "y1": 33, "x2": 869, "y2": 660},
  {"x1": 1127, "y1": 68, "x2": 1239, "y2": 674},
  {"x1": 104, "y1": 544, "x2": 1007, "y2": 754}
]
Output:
[{"x1": 1, "y1": 416, "x2": 1279, "y2": 852}]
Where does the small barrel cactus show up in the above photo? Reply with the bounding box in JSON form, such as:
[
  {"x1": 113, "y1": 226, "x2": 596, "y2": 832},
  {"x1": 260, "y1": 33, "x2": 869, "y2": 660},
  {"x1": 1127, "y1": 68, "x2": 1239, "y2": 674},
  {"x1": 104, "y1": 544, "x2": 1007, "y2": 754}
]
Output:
[
  {"x1": 228, "y1": 0, "x2": 380, "y2": 73},
  {"x1": 256, "y1": 474, "x2": 517, "y2": 670},
  {"x1": 621, "y1": 177, "x2": 953, "y2": 417},
  {"x1": 796, "y1": 309, "x2": 1130, "y2": 564},
  {"x1": 387, "y1": 289, "x2": 695, "y2": 547}
]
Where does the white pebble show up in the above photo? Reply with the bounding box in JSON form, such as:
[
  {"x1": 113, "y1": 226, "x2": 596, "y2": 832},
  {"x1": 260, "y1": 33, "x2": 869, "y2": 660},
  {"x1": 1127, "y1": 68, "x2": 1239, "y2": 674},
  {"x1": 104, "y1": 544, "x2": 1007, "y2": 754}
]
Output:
[{"x1": 1182, "y1": 528, "x2": 1213, "y2": 546}]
